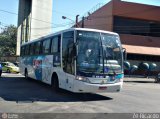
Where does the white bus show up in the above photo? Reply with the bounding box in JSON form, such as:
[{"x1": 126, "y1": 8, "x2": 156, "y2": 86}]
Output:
[{"x1": 20, "y1": 28, "x2": 124, "y2": 93}]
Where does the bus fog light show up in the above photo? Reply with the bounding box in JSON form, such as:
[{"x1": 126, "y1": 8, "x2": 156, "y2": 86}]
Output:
[
  {"x1": 115, "y1": 78, "x2": 123, "y2": 83},
  {"x1": 76, "y1": 76, "x2": 90, "y2": 83},
  {"x1": 120, "y1": 78, "x2": 123, "y2": 82}
]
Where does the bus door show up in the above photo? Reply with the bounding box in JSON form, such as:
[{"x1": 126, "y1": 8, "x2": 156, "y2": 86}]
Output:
[{"x1": 62, "y1": 31, "x2": 75, "y2": 91}]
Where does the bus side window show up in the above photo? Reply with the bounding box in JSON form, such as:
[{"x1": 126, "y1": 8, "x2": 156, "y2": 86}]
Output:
[
  {"x1": 51, "y1": 36, "x2": 60, "y2": 53},
  {"x1": 23, "y1": 46, "x2": 25, "y2": 56},
  {"x1": 42, "y1": 39, "x2": 51, "y2": 54},
  {"x1": 62, "y1": 31, "x2": 75, "y2": 74},
  {"x1": 20, "y1": 46, "x2": 22, "y2": 56},
  {"x1": 24, "y1": 45, "x2": 27, "y2": 55},
  {"x1": 51, "y1": 35, "x2": 61, "y2": 67},
  {"x1": 25, "y1": 45, "x2": 29, "y2": 56},
  {"x1": 35, "y1": 41, "x2": 41, "y2": 55},
  {"x1": 28, "y1": 44, "x2": 31, "y2": 55},
  {"x1": 39, "y1": 41, "x2": 43, "y2": 54},
  {"x1": 21, "y1": 46, "x2": 25, "y2": 56},
  {"x1": 30, "y1": 43, "x2": 35, "y2": 55}
]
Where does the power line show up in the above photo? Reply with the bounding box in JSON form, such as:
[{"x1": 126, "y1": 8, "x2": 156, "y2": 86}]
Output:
[
  {"x1": 31, "y1": 4, "x2": 75, "y2": 17},
  {"x1": 0, "y1": 9, "x2": 17, "y2": 15},
  {"x1": 0, "y1": 22, "x2": 8, "y2": 27},
  {"x1": 0, "y1": 20, "x2": 73, "y2": 30},
  {"x1": 0, "y1": 9, "x2": 70, "y2": 26},
  {"x1": 1, "y1": 7, "x2": 159, "y2": 32},
  {"x1": 1, "y1": 3, "x2": 159, "y2": 28},
  {"x1": 1, "y1": 19, "x2": 159, "y2": 32}
]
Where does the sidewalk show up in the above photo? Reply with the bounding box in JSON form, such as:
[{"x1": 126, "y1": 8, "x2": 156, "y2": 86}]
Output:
[{"x1": 124, "y1": 76, "x2": 155, "y2": 83}]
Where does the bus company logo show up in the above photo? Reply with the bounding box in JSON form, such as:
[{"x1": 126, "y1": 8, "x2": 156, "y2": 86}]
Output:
[
  {"x1": 1, "y1": 113, "x2": 8, "y2": 119},
  {"x1": 33, "y1": 59, "x2": 42, "y2": 69}
]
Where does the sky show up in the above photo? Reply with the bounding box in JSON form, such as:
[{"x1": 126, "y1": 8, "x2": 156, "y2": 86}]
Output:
[{"x1": 0, "y1": 0, "x2": 160, "y2": 33}]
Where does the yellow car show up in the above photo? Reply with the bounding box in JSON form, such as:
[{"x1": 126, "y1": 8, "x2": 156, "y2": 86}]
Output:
[{"x1": 1, "y1": 62, "x2": 19, "y2": 73}]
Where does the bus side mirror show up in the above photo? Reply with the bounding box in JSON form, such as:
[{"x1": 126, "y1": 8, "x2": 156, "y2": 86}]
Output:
[{"x1": 122, "y1": 48, "x2": 127, "y2": 61}]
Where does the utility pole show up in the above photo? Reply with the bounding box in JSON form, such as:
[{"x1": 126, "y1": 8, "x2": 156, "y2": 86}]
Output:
[
  {"x1": 82, "y1": 17, "x2": 85, "y2": 28},
  {"x1": 82, "y1": 16, "x2": 91, "y2": 28},
  {"x1": 76, "y1": 15, "x2": 79, "y2": 28}
]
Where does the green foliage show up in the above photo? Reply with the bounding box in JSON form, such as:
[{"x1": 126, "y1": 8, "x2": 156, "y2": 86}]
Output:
[{"x1": 0, "y1": 25, "x2": 17, "y2": 56}]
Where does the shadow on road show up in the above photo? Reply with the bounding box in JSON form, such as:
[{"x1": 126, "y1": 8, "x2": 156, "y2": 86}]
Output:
[
  {"x1": 124, "y1": 81, "x2": 155, "y2": 84},
  {"x1": 0, "y1": 76, "x2": 112, "y2": 103}
]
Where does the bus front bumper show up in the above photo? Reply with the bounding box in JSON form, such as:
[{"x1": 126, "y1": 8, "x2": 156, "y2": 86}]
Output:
[{"x1": 72, "y1": 80, "x2": 123, "y2": 93}]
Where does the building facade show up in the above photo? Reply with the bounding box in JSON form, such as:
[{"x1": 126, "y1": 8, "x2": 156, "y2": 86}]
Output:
[
  {"x1": 80, "y1": 0, "x2": 160, "y2": 73},
  {"x1": 16, "y1": 0, "x2": 53, "y2": 55}
]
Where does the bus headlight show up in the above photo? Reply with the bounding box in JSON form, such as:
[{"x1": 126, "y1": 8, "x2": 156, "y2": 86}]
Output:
[{"x1": 76, "y1": 76, "x2": 90, "y2": 83}]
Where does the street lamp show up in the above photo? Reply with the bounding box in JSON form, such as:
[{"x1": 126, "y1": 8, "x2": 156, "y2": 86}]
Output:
[
  {"x1": 62, "y1": 15, "x2": 80, "y2": 28},
  {"x1": 62, "y1": 16, "x2": 74, "y2": 23}
]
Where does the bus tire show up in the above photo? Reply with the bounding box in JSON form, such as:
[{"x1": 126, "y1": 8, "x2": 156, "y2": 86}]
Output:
[
  {"x1": 25, "y1": 69, "x2": 28, "y2": 80},
  {"x1": 51, "y1": 73, "x2": 59, "y2": 92}
]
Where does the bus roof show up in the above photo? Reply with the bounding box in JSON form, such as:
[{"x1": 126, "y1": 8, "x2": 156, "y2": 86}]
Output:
[
  {"x1": 74, "y1": 28, "x2": 118, "y2": 35},
  {"x1": 53, "y1": 28, "x2": 118, "y2": 36},
  {"x1": 21, "y1": 28, "x2": 119, "y2": 46}
]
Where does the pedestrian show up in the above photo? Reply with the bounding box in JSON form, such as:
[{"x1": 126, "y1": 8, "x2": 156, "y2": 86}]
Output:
[{"x1": 0, "y1": 62, "x2": 2, "y2": 77}]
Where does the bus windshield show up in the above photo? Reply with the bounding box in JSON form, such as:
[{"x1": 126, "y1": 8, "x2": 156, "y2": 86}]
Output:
[{"x1": 76, "y1": 31, "x2": 123, "y2": 77}]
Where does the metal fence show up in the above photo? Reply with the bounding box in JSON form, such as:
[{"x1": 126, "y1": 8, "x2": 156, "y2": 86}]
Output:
[{"x1": 0, "y1": 56, "x2": 19, "y2": 62}]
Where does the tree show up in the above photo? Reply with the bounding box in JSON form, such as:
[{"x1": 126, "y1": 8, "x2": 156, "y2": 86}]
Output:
[{"x1": 0, "y1": 25, "x2": 17, "y2": 56}]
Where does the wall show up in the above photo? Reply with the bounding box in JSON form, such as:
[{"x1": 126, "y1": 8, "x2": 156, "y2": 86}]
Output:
[
  {"x1": 120, "y1": 34, "x2": 160, "y2": 48},
  {"x1": 31, "y1": 0, "x2": 53, "y2": 40},
  {"x1": 16, "y1": 0, "x2": 53, "y2": 56},
  {"x1": 112, "y1": 0, "x2": 160, "y2": 22},
  {"x1": 0, "y1": 56, "x2": 19, "y2": 62},
  {"x1": 82, "y1": 1, "x2": 113, "y2": 31}
]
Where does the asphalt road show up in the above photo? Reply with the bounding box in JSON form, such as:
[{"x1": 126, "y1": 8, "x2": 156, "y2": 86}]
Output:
[{"x1": 0, "y1": 73, "x2": 160, "y2": 113}]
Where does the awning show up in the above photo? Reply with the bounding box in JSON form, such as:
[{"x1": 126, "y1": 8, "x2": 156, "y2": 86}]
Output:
[{"x1": 122, "y1": 45, "x2": 160, "y2": 56}]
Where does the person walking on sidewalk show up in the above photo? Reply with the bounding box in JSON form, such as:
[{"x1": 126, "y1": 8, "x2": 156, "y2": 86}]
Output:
[{"x1": 0, "y1": 62, "x2": 2, "y2": 77}]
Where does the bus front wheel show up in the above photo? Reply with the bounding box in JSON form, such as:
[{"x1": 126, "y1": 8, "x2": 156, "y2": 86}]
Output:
[{"x1": 51, "y1": 74, "x2": 59, "y2": 92}]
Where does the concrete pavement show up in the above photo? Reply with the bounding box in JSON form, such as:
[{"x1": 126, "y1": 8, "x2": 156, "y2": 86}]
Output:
[{"x1": 0, "y1": 73, "x2": 160, "y2": 113}]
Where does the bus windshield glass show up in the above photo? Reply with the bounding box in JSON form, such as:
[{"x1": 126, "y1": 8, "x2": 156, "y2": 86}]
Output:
[{"x1": 76, "y1": 31, "x2": 123, "y2": 77}]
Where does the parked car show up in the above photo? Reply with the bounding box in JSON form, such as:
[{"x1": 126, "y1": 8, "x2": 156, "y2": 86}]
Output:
[
  {"x1": 13, "y1": 62, "x2": 19, "y2": 67},
  {"x1": 1, "y1": 62, "x2": 19, "y2": 73},
  {"x1": 0, "y1": 62, "x2": 2, "y2": 77}
]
